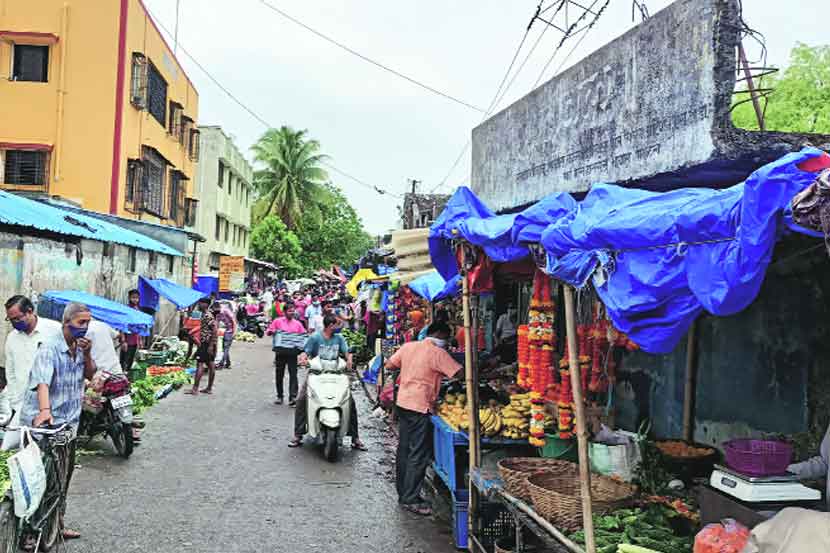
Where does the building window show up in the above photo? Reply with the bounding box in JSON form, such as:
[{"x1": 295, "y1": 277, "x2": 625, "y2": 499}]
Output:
[
  {"x1": 12, "y1": 44, "x2": 49, "y2": 82},
  {"x1": 168, "y1": 170, "x2": 186, "y2": 226},
  {"x1": 3, "y1": 149, "x2": 49, "y2": 186},
  {"x1": 125, "y1": 159, "x2": 144, "y2": 209},
  {"x1": 215, "y1": 215, "x2": 221, "y2": 240},
  {"x1": 128, "y1": 247, "x2": 137, "y2": 272},
  {"x1": 185, "y1": 198, "x2": 198, "y2": 227},
  {"x1": 208, "y1": 252, "x2": 221, "y2": 271},
  {"x1": 147, "y1": 61, "x2": 167, "y2": 127},
  {"x1": 224, "y1": 220, "x2": 229, "y2": 242},
  {"x1": 180, "y1": 116, "x2": 193, "y2": 148},
  {"x1": 130, "y1": 53, "x2": 148, "y2": 108},
  {"x1": 227, "y1": 173, "x2": 233, "y2": 196},
  {"x1": 217, "y1": 161, "x2": 224, "y2": 188},
  {"x1": 103, "y1": 242, "x2": 114, "y2": 258},
  {"x1": 149, "y1": 251, "x2": 157, "y2": 270},
  {"x1": 142, "y1": 147, "x2": 167, "y2": 217},
  {"x1": 167, "y1": 254, "x2": 175, "y2": 273},
  {"x1": 189, "y1": 129, "x2": 201, "y2": 161},
  {"x1": 168, "y1": 102, "x2": 183, "y2": 138}
]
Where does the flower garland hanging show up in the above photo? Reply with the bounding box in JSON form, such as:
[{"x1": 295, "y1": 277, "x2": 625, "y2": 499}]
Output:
[{"x1": 527, "y1": 270, "x2": 556, "y2": 447}]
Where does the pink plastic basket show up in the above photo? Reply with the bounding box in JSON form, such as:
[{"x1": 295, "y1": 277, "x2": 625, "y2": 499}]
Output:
[{"x1": 724, "y1": 439, "x2": 793, "y2": 477}]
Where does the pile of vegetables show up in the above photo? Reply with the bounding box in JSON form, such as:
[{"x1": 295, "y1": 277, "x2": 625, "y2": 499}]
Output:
[
  {"x1": 655, "y1": 441, "x2": 715, "y2": 458},
  {"x1": 0, "y1": 450, "x2": 11, "y2": 493},
  {"x1": 342, "y1": 329, "x2": 371, "y2": 362},
  {"x1": 569, "y1": 505, "x2": 694, "y2": 553},
  {"x1": 130, "y1": 371, "x2": 193, "y2": 414},
  {"x1": 234, "y1": 331, "x2": 257, "y2": 343},
  {"x1": 147, "y1": 365, "x2": 185, "y2": 377}
]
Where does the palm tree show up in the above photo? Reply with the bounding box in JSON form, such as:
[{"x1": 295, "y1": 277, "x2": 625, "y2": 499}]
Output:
[{"x1": 251, "y1": 126, "x2": 328, "y2": 229}]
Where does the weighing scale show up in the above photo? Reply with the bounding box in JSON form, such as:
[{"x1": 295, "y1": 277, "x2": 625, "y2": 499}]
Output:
[{"x1": 709, "y1": 464, "x2": 822, "y2": 503}]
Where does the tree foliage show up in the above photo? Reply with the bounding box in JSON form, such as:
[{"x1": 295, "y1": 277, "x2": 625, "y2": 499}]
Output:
[
  {"x1": 733, "y1": 43, "x2": 830, "y2": 134},
  {"x1": 249, "y1": 216, "x2": 303, "y2": 278},
  {"x1": 251, "y1": 126, "x2": 328, "y2": 229}
]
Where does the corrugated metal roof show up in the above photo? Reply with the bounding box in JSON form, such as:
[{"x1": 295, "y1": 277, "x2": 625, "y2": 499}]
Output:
[{"x1": 0, "y1": 190, "x2": 183, "y2": 256}]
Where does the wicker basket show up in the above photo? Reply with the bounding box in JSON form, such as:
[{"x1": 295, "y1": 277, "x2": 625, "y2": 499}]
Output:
[
  {"x1": 497, "y1": 458, "x2": 578, "y2": 501},
  {"x1": 526, "y1": 472, "x2": 636, "y2": 532}
]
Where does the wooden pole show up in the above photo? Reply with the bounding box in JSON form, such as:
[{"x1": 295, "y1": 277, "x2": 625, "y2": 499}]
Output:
[
  {"x1": 375, "y1": 337, "x2": 384, "y2": 404},
  {"x1": 563, "y1": 285, "x2": 596, "y2": 553},
  {"x1": 460, "y1": 247, "x2": 480, "y2": 552},
  {"x1": 738, "y1": 41, "x2": 766, "y2": 131},
  {"x1": 682, "y1": 320, "x2": 698, "y2": 442}
]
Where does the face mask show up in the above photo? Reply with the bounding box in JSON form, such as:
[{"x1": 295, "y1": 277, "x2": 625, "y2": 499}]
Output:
[
  {"x1": 69, "y1": 325, "x2": 87, "y2": 339},
  {"x1": 426, "y1": 337, "x2": 447, "y2": 349},
  {"x1": 11, "y1": 318, "x2": 29, "y2": 332}
]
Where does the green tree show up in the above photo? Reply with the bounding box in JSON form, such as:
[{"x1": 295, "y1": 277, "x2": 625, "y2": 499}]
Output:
[
  {"x1": 249, "y1": 216, "x2": 303, "y2": 278},
  {"x1": 251, "y1": 126, "x2": 328, "y2": 229},
  {"x1": 733, "y1": 43, "x2": 830, "y2": 133}
]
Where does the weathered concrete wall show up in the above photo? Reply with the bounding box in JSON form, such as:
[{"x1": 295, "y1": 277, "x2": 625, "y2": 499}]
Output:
[
  {"x1": 471, "y1": 0, "x2": 830, "y2": 211},
  {"x1": 614, "y1": 236, "x2": 830, "y2": 446},
  {"x1": 0, "y1": 229, "x2": 190, "y2": 366}
]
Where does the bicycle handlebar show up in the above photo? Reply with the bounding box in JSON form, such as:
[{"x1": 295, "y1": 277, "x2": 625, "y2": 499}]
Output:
[{"x1": 6, "y1": 424, "x2": 69, "y2": 436}]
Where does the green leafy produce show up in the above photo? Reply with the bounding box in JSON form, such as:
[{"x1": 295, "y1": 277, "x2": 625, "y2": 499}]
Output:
[
  {"x1": 0, "y1": 450, "x2": 11, "y2": 493},
  {"x1": 569, "y1": 505, "x2": 693, "y2": 553},
  {"x1": 342, "y1": 329, "x2": 370, "y2": 362},
  {"x1": 130, "y1": 380, "x2": 157, "y2": 415}
]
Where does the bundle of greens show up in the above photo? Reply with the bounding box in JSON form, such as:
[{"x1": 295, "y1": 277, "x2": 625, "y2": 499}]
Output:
[
  {"x1": 130, "y1": 379, "x2": 157, "y2": 415},
  {"x1": 568, "y1": 505, "x2": 693, "y2": 553}
]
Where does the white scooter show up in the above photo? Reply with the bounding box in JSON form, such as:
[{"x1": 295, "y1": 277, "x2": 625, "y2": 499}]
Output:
[{"x1": 306, "y1": 356, "x2": 352, "y2": 462}]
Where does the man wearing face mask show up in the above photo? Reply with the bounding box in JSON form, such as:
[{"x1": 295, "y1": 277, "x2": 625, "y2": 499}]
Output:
[
  {"x1": 495, "y1": 305, "x2": 519, "y2": 363},
  {"x1": 19, "y1": 302, "x2": 97, "y2": 541},
  {"x1": 386, "y1": 321, "x2": 462, "y2": 516},
  {"x1": 3, "y1": 295, "x2": 62, "y2": 435}
]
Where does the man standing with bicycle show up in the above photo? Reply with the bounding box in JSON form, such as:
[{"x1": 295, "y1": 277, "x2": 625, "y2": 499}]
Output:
[{"x1": 19, "y1": 302, "x2": 97, "y2": 542}]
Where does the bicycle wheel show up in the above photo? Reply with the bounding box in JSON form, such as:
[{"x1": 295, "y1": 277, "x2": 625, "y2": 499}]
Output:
[
  {"x1": 0, "y1": 497, "x2": 19, "y2": 553},
  {"x1": 36, "y1": 449, "x2": 65, "y2": 552}
]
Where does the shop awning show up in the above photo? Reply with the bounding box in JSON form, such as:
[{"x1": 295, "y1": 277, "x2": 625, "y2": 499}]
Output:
[
  {"x1": 430, "y1": 147, "x2": 830, "y2": 354},
  {"x1": 407, "y1": 270, "x2": 461, "y2": 302},
  {"x1": 40, "y1": 290, "x2": 154, "y2": 335},
  {"x1": 347, "y1": 268, "x2": 380, "y2": 297},
  {"x1": 139, "y1": 276, "x2": 205, "y2": 310}
]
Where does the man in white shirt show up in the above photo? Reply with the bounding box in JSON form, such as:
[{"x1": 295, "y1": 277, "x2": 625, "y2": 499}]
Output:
[
  {"x1": 85, "y1": 320, "x2": 123, "y2": 374},
  {"x1": 4, "y1": 295, "x2": 62, "y2": 416}
]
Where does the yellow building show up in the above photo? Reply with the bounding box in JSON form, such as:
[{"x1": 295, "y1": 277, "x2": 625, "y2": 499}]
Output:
[{"x1": 0, "y1": 0, "x2": 199, "y2": 227}]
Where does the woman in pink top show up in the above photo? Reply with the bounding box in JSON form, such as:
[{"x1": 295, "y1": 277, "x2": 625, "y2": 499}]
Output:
[
  {"x1": 266, "y1": 302, "x2": 306, "y2": 405},
  {"x1": 385, "y1": 321, "x2": 461, "y2": 516}
]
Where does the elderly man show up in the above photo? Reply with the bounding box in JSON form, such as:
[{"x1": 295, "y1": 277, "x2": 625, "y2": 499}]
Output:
[
  {"x1": 19, "y1": 302, "x2": 97, "y2": 541},
  {"x1": 3, "y1": 295, "x2": 62, "y2": 448}
]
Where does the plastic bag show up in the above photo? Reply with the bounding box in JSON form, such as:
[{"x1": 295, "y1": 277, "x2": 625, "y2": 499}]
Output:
[
  {"x1": 589, "y1": 426, "x2": 641, "y2": 482},
  {"x1": 694, "y1": 519, "x2": 750, "y2": 553},
  {"x1": 8, "y1": 428, "x2": 47, "y2": 519}
]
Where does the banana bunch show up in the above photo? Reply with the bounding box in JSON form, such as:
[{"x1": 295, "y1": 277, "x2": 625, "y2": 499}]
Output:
[
  {"x1": 479, "y1": 407, "x2": 504, "y2": 438},
  {"x1": 438, "y1": 393, "x2": 469, "y2": 430},
  {"x1": 498, "y1": 393, "x2": 532, "y2": 439}
]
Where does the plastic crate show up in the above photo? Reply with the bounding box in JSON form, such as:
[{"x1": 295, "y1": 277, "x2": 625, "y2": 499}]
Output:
[
  {"x1": 433, "y1": 416, "x2": 468, "y2": 492},
  {"x1": 452, "y1": 489, "x2": 469, "y2": 549},
  {"x1": 451, "y1": 488, "x2": 514, "y2": 550},
  {"x1": 127, "y1": 366, "x2": 147, "y2": 382}
]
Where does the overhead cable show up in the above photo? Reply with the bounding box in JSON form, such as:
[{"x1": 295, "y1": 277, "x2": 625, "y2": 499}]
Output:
[{"x1": 256, "y1": 0, "x2": 487, "y2": 114}]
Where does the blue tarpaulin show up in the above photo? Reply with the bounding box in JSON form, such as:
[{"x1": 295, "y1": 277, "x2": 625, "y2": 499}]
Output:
[
  {"x1": 193, "y1": 275, "x2": 219, "y2": 297},
  {"x1": 429, "y1": 147, "x2": 829, "y2": 354},
  {"x1": 40, "y1": 290, "x2": 154, "y2": 335},
  {"x1": 407, "y1": 270, "x2": 461, "y2": 302},
  {"x1": 139, "y1": 276, "x2": 206, "y2": 311}
]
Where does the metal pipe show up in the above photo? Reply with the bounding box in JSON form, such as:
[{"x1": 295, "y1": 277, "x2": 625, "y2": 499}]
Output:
[
  {"x1": 563, "y1": 285, "x2": 596, "y2": 553},
  {"x1": 54, "y1": 2, "x2": 70, "y2": 183}
]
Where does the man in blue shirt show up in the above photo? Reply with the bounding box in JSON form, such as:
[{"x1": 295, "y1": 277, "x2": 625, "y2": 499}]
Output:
[
  {"x1": 289, "y1": 315, "x2": 366, "y2": 450},
  {"x1": 20, "y1": 302, "x2": 97, "y2": 542}
]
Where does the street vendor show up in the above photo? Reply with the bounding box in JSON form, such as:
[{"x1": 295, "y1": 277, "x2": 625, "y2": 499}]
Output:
[
  {"x1": 386, "y1": 321, "x2": 462, "y2": 516},
  {"x1": 788, "y1": 422, "x2": 830, "y2": 510}
]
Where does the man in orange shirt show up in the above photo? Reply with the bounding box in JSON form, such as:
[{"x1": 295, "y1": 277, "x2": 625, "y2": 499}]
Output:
[{"x1": 386, "y1": 321, "x2": 461, "y2": 516}]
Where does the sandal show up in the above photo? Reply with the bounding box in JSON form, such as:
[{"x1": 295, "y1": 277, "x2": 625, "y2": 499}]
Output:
[
  {"x1": 62, "y1": 529, "x2": 81, "y2": 540},
  {"x1": 200, "y1": 388, "x2": 213, "y2": 395},
  {"x1": 184, "y1": 389, "x2": 198, "y2": 395},
  {"x1": 401, "y1": 503, "x2": 432, "y2": 516},
  {"x1": 287, "y1": 438, "x2": 302, "y2": 448}
]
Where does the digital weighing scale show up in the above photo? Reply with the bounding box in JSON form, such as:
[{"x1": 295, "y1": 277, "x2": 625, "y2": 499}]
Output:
[{"x1": 709, "y1": 464, "x2": 822, "y2": 503}]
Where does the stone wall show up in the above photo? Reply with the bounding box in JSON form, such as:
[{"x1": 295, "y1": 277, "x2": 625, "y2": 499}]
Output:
[{"x1": 0, "y1": 228, "x2": 190, "y2": 366}]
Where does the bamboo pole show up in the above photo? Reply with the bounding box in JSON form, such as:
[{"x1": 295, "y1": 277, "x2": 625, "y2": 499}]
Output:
[
  {"x1": 460, "y1": 246, "x2": 480, "y2": 552},
  {"x1": 563, "y1": 285, "x2": 596, "y2": 553},
  {"x1": 682, "y1": 320, "x2": 698, "y2": 442}
]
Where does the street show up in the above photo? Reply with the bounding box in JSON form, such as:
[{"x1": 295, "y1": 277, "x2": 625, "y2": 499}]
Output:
[{"x1": 64, "y1": 340, "x2": 457, "y2": 553}]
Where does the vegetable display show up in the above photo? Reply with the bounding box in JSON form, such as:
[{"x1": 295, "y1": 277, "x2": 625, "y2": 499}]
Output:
[
  {"x1": 234, "y1": 331, "x2": 258, "y2": 343},
  {"x1": 569, "y1": 505, "x2": 694, "y2": 553},
  {"x1": 655, "y1": 441, "x2": 715, "y2": 458}
]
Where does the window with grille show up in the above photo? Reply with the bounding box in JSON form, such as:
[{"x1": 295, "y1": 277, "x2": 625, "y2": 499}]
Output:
[
  {"x1": 189, "y1": 129, "x2": 200, "y2": 161},
  {"x1": 217, "y1": 161, "x2": 224, "y2": 188},
  {"x1": 130, "y1": 53, "x2": 147, "y2": 108},
  {"x1": 149, "y1": 251, "x2": 157, "y2": 269},
  {"x1": 142, "y1": 148, "x2": 166, "y2": 217},
  {"x1": 125, "y1": 159, "x2": 144, "y2": 210},
  {"x1": 180, "y1": 116, "x2": 193, "y2": 148},
  {"x1": 168, "y1": 170, "x2": 186, "y2": 226},
  {"x1": 209, "y1": 252, "x2": 221, "y2": 271},
  {"x1": 185, "y1": 198, "x2": 198, "y2": 227},
  {"x1": 147, "y1": 62, "x2": 167, "y2": 127},
  {"x1": 215, "y1": 215, "x2": 221, "y2": 240},
  {"x1": 224, "y1": 220, "x2": 229, "y2": 242},
  {"x1": 12, "y1": 45, "x2": 49, "y2": 82},
  {"x1": 168, "y1": 102, "x2": 182, "y2": 138},
  {"x1": 3, "y1": 150, "x2": 49, "y2": 186},
  {"x1": 128, "y1": 247, "x2": 137, "y2": 272},
  {"x1": 167, "y1": 254, "x2": 175, "y2": 273}
]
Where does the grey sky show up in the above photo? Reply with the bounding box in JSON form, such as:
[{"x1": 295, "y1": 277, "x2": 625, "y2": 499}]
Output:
[{"x1": 144, "y1": 0, "x2": 825, "y2": 235}]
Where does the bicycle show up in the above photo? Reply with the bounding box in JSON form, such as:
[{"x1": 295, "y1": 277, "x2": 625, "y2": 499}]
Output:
[{"x1": 0, "y1": 422, "x2": 73, "y2": 552}]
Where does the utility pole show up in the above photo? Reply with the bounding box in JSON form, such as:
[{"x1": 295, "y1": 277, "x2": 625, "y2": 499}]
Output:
[
  {"x1": 174, "y1": 0, "x2": 181, "y2": 55},
  {"x1": 408, "y1": 179, "x2": 421, "y2": 195}
]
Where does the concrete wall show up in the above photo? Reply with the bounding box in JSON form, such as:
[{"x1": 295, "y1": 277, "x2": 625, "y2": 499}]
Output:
[
  {"x1": 0, "y1": 227, "x2": 190, "y2": 366},
  {"x1": 614, "y1": 236, "x2": 830, "y2": 446},
  {"x1": 190, "y1": 126, "x2": 253, "y2": 273}
]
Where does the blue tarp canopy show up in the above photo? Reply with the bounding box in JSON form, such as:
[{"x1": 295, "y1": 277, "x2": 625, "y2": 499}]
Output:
[
  {"x1": 139, "y1": 276, "x2": 205, "y2": 310},
  {"x1": 429, "y1": 147, "x2": 828, "y2": 354},
  {"x1": 193, "y1": 275, "x2": 219, "y2": 297},
  {"x1": 407, "y1": 270, "x2": 461, "y2": 302},
  {"x1": 40, "y1": 290, "x2": 154, "y2": 335}
]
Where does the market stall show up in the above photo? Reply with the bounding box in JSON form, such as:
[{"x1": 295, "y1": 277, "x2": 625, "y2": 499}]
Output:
[
  {"x1": 422, "y1": 148, "x2": 830, "y2": 553},
  {"x1": 38, "y1": 290, "x2": 154, "y2": 335}
]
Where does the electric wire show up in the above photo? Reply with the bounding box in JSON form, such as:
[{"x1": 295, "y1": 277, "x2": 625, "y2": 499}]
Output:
[
  {"x1": 256, "y1": 0, "x2": 487, "y2": 114},
  {"x1": 145, "y1": 5, "x2": 402, "y2": 199}
]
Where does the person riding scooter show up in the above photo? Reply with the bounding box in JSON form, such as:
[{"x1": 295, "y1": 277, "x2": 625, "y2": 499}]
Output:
[{"x1": 288, "y1": 314, "x2": 367, "y2": 451}]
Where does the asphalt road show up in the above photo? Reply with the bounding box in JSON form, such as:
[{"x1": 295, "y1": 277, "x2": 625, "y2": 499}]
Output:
[{"x1": 65, "y1": 340, "x2": 458, "y2": 553}]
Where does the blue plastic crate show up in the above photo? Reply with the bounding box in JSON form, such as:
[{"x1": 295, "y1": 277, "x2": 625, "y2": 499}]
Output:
[
  {"x1": 432, "y1": 416, "x2": 466, "y2": 492},
  {"x1": 451, "y1": 489, "x2": 469, "y2": 549}
]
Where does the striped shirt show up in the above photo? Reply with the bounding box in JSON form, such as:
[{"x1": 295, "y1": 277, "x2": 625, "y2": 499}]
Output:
[{"x1": 20, "y1": 333, "x2": 86, "y2": 428}]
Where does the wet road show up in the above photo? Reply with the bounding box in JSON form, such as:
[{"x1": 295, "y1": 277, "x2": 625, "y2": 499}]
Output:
[{"x1": 65, "y1": 340, "x2": 457, "y2": 553}]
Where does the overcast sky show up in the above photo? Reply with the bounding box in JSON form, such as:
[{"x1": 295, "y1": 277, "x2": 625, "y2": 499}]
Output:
[{"x1": 143, "y1": 0, "x2": 825, "y2": 235}]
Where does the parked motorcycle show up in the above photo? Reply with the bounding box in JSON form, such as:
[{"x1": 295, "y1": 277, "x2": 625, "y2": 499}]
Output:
[
  {"x1": 236, "y1": 306, "x2": 266, "y2": 338},
  {"x1": 79, "y1": 373, "x2": 134, "y2": 458},
  {"x1": 306, "y1": 356, "x2": 351, "y2": 462}
]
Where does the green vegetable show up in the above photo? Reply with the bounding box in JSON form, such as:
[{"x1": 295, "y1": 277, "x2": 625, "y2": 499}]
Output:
[{"x1": 617, "y1": 544, "x2": 662, "y2": 553}]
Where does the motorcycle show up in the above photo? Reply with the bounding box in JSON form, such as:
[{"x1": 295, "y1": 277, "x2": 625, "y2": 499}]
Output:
[
  {"x1": 237, "y1": 308, "x2": 266, "y2": 338},
  {"x1": 79, "y1": 372, "x2": 135, "y2": 458},
  {"x1": 306, "y1": 356, "x2": 351, "y2": 462}
]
